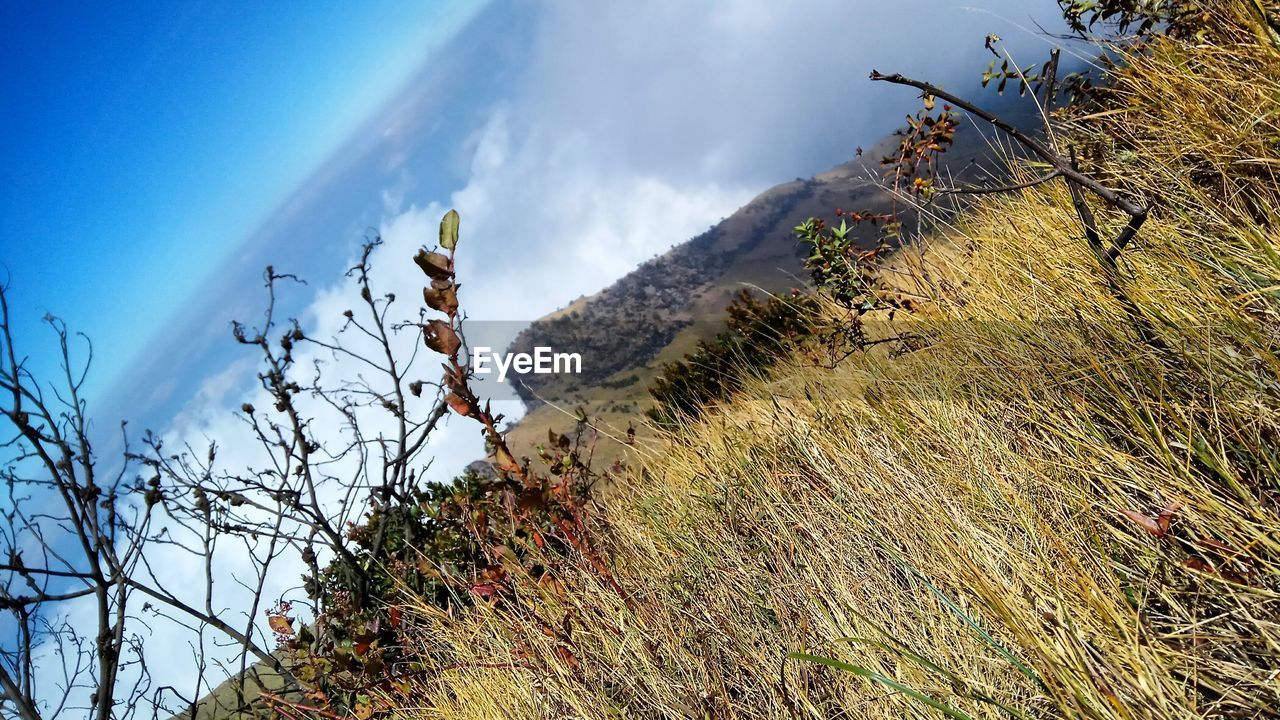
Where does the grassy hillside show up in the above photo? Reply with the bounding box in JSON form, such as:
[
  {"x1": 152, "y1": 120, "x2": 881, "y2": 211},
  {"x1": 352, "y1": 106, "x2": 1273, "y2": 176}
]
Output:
[{"x1": 387, "y1": 6, "x2": 1280, "y2": 717}]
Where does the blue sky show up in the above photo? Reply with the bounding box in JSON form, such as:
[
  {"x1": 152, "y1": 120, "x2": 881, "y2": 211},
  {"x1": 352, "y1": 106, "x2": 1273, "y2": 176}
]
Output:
[{"x1": 1, "y1": 0, "x2": 483, "y2": 399}]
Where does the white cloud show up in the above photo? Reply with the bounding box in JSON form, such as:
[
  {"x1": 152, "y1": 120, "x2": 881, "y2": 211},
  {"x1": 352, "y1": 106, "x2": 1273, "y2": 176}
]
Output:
[
  {"x1": 511, "y1": 0, "x2": 1065, "y2": 187},
  {"x1": 374, "y1": 0, "x2": 1067, "y2": 326}
]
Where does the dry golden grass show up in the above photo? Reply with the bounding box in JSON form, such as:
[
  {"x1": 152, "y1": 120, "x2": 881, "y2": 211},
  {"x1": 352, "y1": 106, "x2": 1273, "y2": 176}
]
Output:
[{"x1": 388, "y1": 6, "x2": 1280, "y2": 718}]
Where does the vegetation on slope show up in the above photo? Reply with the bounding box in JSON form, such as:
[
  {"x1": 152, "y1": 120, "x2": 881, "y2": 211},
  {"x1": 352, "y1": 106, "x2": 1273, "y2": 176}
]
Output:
[
  {"x1": 376, "y1": 4, "x2": 1280, "y2": 717},
  {"x1": 500, "y1": 100, "x2": 1042, "y2": 468},
  {"x1": 502, "y1": 92, "x2": 1037, "y2": 415},
  {"x1": 503, "y1": 177, "x2": 862, "y2": 411}
]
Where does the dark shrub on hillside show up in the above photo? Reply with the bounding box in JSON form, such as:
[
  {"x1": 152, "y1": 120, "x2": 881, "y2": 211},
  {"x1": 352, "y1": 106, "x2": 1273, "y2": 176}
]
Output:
[{"x1": 647, "y1": 290, "x2": 818, "y2": 428}]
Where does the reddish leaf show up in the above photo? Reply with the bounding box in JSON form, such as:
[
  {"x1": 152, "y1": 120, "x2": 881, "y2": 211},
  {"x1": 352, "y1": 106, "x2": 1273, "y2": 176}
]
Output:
[
  {"x1": 538, "y1": 573, "x2": 565, "y2": 601},
  {"x1": 423, "y1": 284, "x2": 459, "y2": 315},
  {"x1": 413, "y1": 249, "x2": 453, "y2": 280},
  {"x1": 268, "y1": 614, "x2": 296, "y2": 637},
  {"x1": 445, "y1": 392, "x2": 473, "y2": 417},
  {"x1": 1118, "y1": 509, "x2": 1164, "y2": 537},
  {"x1": 554, "y1": 645, "x2": 580, "y2": 670},
  {"x1": 422, "y1": 320, "x2": 461, "y2": 356},
  {"x1": 1156, "y1": 500, "x2": 1183, "y2": 534},
  {"x1": 1195, "y1": 537, "x2": 1239, "y2": 555},
  {"x1": 1185, "y1": 557, "x2": 1216, "y2": 574}
]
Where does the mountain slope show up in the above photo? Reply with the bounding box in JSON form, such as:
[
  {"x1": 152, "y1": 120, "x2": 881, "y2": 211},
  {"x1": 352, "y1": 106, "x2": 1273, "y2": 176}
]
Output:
[{"x1": 394, "y1": 13, "x2": 1280, "y2": 715}]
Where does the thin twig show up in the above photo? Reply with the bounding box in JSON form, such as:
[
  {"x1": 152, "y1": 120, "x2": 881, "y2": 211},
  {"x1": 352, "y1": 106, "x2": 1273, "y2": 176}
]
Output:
[
  {"x1": 1068, "y1": 146, "x2": 1107, "y2": 265},
  {"x1": 1109, "y1": 207, "x2": 1151, "y2": 260},
  {"x1": 870, "y1": 67, "x2": 1154, "y2": 269},
  {"x1": 939, "y1": 169, "x2": 1062, "y2": 196},
  {"x1": 869, "y1": 70, "x2": 1149, "y2": 218},
  {"x1": 1042, "y1": 48, "x2": 1061, "y2": 119}
]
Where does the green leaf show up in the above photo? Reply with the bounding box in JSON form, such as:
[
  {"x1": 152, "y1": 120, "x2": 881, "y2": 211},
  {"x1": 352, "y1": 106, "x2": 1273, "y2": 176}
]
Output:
[
  {"x1": 877, "y1": 543, "x2": 1044, "y2": 690},
  {"x1": 788, "y1": 652, "x2": 978, "y2": 720},
  {"x1": 832, "y1": 635, "x2": 1033, "y2": 720},
  {"x1": 440, "y1": 209, "x2": 460, "y2": 251}
]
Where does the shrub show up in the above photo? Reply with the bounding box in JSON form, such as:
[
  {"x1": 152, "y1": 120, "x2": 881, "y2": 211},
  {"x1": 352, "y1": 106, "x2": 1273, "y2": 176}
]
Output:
[{"x1": 647, "y1": 290, "x2": 819, "y2": 428}]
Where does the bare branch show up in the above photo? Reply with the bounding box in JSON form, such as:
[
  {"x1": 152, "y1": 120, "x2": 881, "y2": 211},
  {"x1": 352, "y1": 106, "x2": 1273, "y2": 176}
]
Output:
[
  {"x1": 869, "y1": 69, "x2": 1149, "y2": 218},
  {"x1": 869, "y1": 67, "x2": 1155, "y2": 268},
  {"x1": 939, "y1": 169, "x2": 1062, "y2": 196}
]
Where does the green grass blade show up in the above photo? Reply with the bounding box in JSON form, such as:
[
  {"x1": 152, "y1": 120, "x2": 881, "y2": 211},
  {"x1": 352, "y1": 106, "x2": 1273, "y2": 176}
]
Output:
[
  {"x1": 788, "y1": 652, "x2": 978, "y2": 720},
  {"x1": 832, "y1": 636, "x2": 1033, "y2": 720},
  {"x1": 878, "y1": 544, "x2": 1045, "y2": 689}
]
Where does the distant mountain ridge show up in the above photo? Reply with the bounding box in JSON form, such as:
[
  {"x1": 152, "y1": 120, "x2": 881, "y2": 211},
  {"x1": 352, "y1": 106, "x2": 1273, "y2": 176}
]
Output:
[
  {"x1": 501, "y1": 92, "x2": 1041, "y2": 457},
  {"x1": 505, "y1": 171, "x2": 846, "y2": 405}
]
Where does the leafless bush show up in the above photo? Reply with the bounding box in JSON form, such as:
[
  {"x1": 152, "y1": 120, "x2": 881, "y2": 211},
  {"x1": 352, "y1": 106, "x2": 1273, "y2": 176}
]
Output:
[{"x1": 0, "y1": 211, "x2": 581, "y2": 719}]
